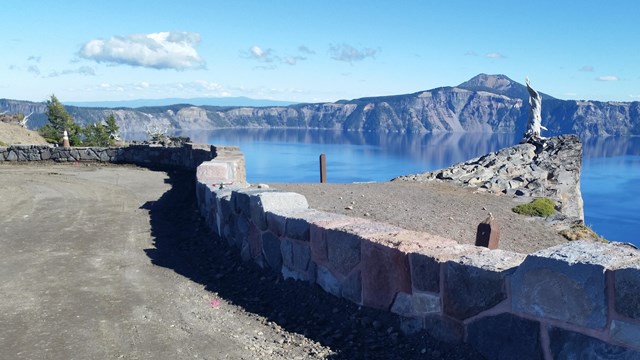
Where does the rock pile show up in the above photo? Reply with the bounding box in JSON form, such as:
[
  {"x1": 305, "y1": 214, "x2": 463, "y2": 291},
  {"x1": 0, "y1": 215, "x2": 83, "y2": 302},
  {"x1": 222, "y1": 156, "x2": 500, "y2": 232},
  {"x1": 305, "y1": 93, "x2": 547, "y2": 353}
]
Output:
[{"x1": 394, "y1": 135, "x2": 584, "y2": 221}]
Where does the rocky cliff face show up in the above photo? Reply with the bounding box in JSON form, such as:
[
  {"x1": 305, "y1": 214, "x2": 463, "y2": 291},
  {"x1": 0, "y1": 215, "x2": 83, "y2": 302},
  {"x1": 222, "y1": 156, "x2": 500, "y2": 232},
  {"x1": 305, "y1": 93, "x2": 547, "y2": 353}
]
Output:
[
  {"x1": 2, "y1": 74, "x2": 638, "y2": 137},
  {"x1": 394, "y1": 135, "x2": 584, "y2": 221}
]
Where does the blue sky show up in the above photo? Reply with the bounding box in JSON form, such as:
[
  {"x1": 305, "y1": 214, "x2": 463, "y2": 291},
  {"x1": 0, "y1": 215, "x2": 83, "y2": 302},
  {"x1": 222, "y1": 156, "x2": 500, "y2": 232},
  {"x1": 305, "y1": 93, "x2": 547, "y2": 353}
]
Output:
[{"x1": 2, "y1": 0, "x2": 638, "y2": 103}]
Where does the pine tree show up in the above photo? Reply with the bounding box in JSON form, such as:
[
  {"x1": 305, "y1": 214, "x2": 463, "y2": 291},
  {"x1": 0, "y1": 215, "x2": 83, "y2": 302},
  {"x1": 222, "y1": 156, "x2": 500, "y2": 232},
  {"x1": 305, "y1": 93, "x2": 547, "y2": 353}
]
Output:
[{"x1": 39, "y1": 95, "x2": 81, "y2": 145}]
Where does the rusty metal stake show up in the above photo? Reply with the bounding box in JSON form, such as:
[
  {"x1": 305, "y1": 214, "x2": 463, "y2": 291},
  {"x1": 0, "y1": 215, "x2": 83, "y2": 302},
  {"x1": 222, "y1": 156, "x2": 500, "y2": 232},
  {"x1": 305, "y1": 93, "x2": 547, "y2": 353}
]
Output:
[
  {"x1": 319, "y1": 153, "x2": 327, "y2": 183},
  {"x1": 475, "y1": 213, "x2": 500, "y2": 249}
]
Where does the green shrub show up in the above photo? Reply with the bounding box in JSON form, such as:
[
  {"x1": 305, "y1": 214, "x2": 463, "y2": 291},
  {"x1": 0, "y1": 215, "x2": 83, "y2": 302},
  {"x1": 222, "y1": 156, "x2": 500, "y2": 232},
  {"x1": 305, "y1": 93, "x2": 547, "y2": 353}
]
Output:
[{"x1": 512, "y1": 198, "x2": 556, "y2": 217}]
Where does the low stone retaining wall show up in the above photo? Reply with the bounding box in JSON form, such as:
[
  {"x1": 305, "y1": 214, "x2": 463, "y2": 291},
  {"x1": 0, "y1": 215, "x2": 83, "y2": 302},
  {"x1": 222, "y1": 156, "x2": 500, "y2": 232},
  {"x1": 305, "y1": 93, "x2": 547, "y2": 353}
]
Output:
[
  {"x1": 195, "y1": 157, "x2": 640, "y2": 358},
  {"x1": 0, "y1": 143, "x2": 244, "y2": 172}
]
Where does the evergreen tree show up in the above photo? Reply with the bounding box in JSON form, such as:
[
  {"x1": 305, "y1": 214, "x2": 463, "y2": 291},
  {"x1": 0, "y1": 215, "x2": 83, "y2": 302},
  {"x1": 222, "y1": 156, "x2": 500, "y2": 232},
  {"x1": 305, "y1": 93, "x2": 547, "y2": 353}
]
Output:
[
  {"x1": 39, "y1": 95, "x2": 81, "y2": 145},
  {"x1": 104, "y1": 114, "x2": 120, "y2": 144},
  {"x1": 81, "y1": 114, "x2": 120, "y2": 146}
]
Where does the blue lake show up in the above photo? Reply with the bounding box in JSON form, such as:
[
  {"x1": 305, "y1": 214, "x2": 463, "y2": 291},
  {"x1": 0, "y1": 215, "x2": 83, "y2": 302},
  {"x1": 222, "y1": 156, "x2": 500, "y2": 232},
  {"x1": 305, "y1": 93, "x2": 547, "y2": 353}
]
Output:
[{"x1": 172, "y1": 129, "x2": 639, "y2": 246}]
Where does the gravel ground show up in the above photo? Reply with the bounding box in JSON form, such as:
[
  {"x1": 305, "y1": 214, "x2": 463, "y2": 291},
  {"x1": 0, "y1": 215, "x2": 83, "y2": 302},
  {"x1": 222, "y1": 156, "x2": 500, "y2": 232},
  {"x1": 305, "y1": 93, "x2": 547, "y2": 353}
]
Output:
[{"x1": 268, "y1": 181, "x2": 570, "y2": 254}]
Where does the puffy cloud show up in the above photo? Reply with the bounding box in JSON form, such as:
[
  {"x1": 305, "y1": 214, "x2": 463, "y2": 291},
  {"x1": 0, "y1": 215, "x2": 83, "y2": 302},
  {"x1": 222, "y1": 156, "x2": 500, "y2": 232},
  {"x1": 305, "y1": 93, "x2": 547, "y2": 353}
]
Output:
[
  {"x1": 329, "y1": 43, "x2": 377, "y2": 63},
  {"x1": 79, "y1": 31, "x2": 205, "y2": 70},
  {"x1": 579, "y1": 65, "x2": 594, "y2": 72},
  {"x1": 596, "y1": 75, "x2": 618, "y2": 81},
  {"x1": 485, "y1": 52, "x2": 506, "y2": 59},
  {"x1": 27, "y1": 56, "x2": 41, "y2": 62}
]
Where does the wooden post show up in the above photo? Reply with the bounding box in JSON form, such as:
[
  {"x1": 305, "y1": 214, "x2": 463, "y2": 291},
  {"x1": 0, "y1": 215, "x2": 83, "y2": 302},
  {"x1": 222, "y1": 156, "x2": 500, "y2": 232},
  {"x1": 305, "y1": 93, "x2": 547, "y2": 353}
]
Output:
[
  {"x1": 475, "y1": 213, "x2": 500, "y2": 249},
  {"x1": 319, "y1": 153, "x2": 327, "y2": 183}
]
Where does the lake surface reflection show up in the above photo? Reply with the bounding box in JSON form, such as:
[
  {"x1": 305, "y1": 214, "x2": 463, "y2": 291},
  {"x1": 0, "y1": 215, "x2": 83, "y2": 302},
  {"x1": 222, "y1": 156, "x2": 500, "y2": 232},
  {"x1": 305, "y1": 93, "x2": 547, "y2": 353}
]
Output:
[{"x1": 171, "y1": 128, "x2": 638, "y2": 246}]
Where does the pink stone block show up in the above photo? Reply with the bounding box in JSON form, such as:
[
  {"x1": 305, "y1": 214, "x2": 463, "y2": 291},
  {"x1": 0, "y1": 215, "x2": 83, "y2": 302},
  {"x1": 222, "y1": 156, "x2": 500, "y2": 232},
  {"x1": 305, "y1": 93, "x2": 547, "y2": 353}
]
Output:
[
  {"x1": 361, "y1": 240, "x2": 411, "y2": 310},
  {"x1": 196, "y1": 161, "x2": 230, "y2": 182},
  {"x1": 308, "y1": 212, "x2": 369, "y2": 264},
  {"x1": 368, "y1": 229, "x2": 458, "y2": 254}
]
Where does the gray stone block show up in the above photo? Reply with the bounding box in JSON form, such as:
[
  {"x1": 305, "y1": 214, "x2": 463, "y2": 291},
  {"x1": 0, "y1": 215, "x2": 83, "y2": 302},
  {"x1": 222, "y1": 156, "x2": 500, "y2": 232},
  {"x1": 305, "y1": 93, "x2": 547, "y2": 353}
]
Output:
[
  {"x1": 391, "y1": 291, "x2": 440, "y2": 318},
  {"x1": 6, "y1": 150, "x2": 17, "y2": 161},
  {"x1": 233, "y1": 215, "x2": 250, "y2": 248},
  {"x1": 232, "y1": 189, "x2": 265, "y2": 216},
  {"x1": 16, "y1": 149, "x2": 28, "y2": 161},
  {"x1": 341, "y1": 270, "x2": 361, "y2": 304},
  {"x1": 549, "y1": 327, "x2": 640, "y2": 359},
  {"x1": 261, "y1": 231, "x2": 282, "y2": 271},
  {"x1": 611, "y1": 320, "x2": 640, "y2": 349},
  {"x1": 467, "y1": 313, "x2": 542, "y2": 360},
  {"x1": 79, "y1": 148, "x2": 100, "y2": 161},
  {"x1": 409, "y1": 252, "x2": 440, "y2": 293},
  {"x1": 250, "y1": 192, "x2": 309, "y2": 231},
  {"x1": 511, "y1": 241, "x2": 638, "y2": 329},
  {"x1": 325, "y1": 228, "x2": 361, "y2": 276},
  {"x1": 281, "y1": 238, "x2": 312, "y2": 280},
  {"x1": 615, "y1": 267, "x2": 640, "y2": 319},
  {"x1": 316, "y1": 265, "x2": 341, "y2": 297},
  {"x1": 266, "y1": 212, "x2": 287, "y2": 237},
  {"x1": 443, "y1": 261, "x2": 510, "y2": 320},
  {"x1": 285, "y1": 218, "x2": 310, "y2": 241},
  {"x1": 266, "y1": 208, "x2": 327, "y2": 239},
  {"x1": 99, "y1": 150, "x2": 110, "y2": 162},
  {"x1": 423, "y1": 315, "x2": 464, "y2": 343}
]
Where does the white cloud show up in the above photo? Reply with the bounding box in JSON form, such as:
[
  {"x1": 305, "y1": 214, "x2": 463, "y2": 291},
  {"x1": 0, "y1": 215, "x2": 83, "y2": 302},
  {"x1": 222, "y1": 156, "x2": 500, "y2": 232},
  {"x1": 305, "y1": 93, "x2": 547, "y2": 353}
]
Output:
[
  {"x1": 244, "y1": 45, "x2": 308, "y2": 68},
  {"x1": 579, "y1": 65, "x2": 594, "y2": 72},
  {"x1": 79, "y1": 31, "x2": 205, "y2": 70},
  {"x1": 329, "y1": 43, "x2": 377, "y2": 63},
  {"x1": 485, "y1": 52, "x2": 506, "y2": 59},
  {"x1": 27, "y1": 56, "x2": 41, "y2": 63},
  {"x1": 27, "y1": 65, "x2": 40, "y2": 76},
  {"x1": 48, "y1": 66, "x2": 96, "y2": 77},
  {"x1": 298, "y1": 45, "x2": 315, "y2": 55},
  {"x1": 596, "y1": 75, "x2": 618, "y2": 81},
  {"x1": 248, "y1": 46, "x2": 274, "y2": 62}
]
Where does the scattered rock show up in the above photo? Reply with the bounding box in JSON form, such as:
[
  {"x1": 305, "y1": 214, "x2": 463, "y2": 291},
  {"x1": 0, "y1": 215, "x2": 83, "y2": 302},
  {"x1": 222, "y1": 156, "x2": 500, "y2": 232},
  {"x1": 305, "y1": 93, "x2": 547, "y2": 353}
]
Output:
[{"x1": 394, "y1": 135, "x2": 584, "y2": 222}]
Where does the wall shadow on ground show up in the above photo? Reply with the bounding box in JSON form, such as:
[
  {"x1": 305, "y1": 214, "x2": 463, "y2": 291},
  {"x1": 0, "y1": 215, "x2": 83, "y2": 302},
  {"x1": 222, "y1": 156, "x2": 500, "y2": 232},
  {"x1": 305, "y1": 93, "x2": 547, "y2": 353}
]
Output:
[{"x1": 141, "y1": 170, "x2": 482, "y2": 360}]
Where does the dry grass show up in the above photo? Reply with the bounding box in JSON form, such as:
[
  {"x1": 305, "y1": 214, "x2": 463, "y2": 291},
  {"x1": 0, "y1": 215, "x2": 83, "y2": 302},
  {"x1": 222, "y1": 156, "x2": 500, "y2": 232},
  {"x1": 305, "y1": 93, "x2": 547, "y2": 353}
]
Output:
[{"x1": 560, "y1": 223, "x2": 607, "y2": 242}]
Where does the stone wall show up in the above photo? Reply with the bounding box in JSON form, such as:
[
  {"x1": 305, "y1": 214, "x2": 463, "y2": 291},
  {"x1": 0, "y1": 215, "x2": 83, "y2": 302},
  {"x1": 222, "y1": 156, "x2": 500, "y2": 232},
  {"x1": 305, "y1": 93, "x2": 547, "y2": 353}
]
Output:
[
  {"x1": 0, "y1": 143, "x2": 245, "y2": 173},
  {"x1": 195, "y1": 157, "x2": 640, "y2": 358}
]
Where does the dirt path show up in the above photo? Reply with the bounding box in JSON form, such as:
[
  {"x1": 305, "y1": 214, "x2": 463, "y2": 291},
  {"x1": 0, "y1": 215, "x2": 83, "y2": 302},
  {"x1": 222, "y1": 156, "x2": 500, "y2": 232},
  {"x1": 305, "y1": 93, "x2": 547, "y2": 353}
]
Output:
[{"x1": 0, "y1": 164, "x2": 481, "y2": 360}]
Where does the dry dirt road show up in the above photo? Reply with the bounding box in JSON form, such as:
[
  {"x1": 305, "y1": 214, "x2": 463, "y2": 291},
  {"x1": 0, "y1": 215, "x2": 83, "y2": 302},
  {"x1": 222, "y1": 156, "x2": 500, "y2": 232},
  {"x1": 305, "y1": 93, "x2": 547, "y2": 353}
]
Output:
[{"x1": 0, "y1": 163, "x2": 481, "y2": 360}]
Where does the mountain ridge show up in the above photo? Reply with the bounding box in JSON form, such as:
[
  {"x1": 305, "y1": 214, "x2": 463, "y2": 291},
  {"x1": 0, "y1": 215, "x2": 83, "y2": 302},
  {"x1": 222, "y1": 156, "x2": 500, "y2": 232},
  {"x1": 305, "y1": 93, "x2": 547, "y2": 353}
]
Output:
[{"x1": 1, "y1": 74, "x2": 638, "y2": 137}]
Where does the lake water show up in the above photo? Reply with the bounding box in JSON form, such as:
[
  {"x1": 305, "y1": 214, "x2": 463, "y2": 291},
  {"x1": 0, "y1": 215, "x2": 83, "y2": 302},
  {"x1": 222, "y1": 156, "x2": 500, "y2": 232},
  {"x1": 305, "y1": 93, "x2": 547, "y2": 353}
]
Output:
[{"x1": 170, "y1": 129, "x2": 639, "y2": 246}]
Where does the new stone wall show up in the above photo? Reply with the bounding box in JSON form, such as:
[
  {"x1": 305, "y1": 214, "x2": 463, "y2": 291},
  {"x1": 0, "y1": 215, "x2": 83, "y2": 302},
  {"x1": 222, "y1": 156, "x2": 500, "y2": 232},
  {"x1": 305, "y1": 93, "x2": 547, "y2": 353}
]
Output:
[{"x1": 195, "y1": 157, "x2": 640, "y2": 358}]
